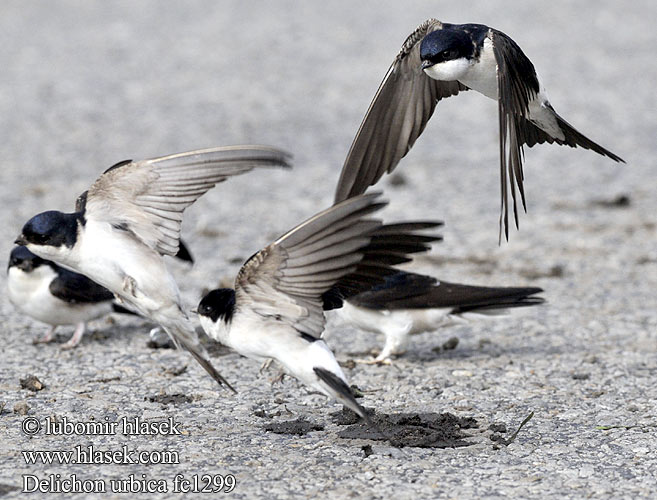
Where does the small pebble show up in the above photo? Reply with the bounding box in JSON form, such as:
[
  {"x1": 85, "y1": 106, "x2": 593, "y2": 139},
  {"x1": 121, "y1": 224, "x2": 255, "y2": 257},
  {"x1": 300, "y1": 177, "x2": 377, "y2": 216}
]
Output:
[
  {"x1": 20, "y1": 375, "x2": 44, "y2": 392},
  {"x1": 13, "y1": 402, "x2": 30, "y2": 415}
]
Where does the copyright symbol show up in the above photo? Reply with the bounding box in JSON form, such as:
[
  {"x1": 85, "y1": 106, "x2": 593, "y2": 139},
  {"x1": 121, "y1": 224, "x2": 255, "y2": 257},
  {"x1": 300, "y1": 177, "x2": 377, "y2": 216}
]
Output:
[{"x1": 22, "y1": 417, "x2": 41, "y2": 436}]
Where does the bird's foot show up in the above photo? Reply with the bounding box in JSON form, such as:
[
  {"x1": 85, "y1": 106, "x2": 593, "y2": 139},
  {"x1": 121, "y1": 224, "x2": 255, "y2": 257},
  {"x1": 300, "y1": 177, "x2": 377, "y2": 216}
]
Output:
[
  {"x1": 269, "y1": 371, "x2": 287, "y2": 385},
  {"x1": 354, "y1": 356, "x2": 393, "y2": 366},
  {"x1": 61, "y1": 323, "x2": 85, "y2": 349},
  {"x1": 259, "y1": 358, "x2": 274, "y2": 374},
  {"x1": 33, "y1": 326, "x2": 56, "y2": 345}
]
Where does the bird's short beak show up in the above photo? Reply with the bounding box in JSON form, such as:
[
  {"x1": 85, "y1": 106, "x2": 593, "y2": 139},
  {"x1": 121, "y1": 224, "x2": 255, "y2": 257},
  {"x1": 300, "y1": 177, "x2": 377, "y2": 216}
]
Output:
[
  {"x1": 15, "y1": 235, "x2": 27, "y2": 246},
  {"x1": 421, "y1": 60, "x2": 434, "y2": 70},
  {"x1": 189, "y1": 307, "x2": 199, "y2": 315}
]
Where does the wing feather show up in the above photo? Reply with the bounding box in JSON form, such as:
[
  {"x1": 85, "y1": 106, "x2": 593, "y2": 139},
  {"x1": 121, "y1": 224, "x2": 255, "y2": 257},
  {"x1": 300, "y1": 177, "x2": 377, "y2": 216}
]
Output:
[
  {"x1": 235, "y1": 194, "x2": 442, "y2": 338},
  {"x1": 492, "y1": 29, "x2": 540, "y2": 240},
  {"x1": 334, "y1": 19, "x2": 468, "y2": 203},
  {"x1": 83, "y1": 146, "x2": 291, "y2": 256}
]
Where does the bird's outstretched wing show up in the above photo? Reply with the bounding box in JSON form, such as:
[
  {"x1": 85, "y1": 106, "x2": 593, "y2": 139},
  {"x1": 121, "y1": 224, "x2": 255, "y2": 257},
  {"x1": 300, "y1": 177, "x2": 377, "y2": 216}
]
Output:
[
  {"x1": 235, "y1": 193, "x2": 441, "y2": 340},
  {"x1": 492, "y1": 29, "x2": 624, "y2": 240},
  {"x1": 334, "y1": 19, "x2": 468, "y2": 203},
  {"x1": 491, "y1": 29, "x2": 541, "y2": 240},
  {"x1": 79, "y1": 146, "x2": 292, "y2": 256}
]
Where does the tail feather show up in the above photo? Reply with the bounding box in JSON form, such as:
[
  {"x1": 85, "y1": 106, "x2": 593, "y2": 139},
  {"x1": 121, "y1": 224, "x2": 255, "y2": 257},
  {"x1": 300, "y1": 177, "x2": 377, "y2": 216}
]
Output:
[
  {"x1": 313, "y1": 367, "x2": 373, "y2": 426},
  {"x1": 111, "y1": 303, "x2": 139, "y2": 316},
  {"x1": 519, "y1": 107, "x2": 624, "y2": 163},
  {"x1": 313, "y1": 367, "x2": 401, "y2": 448},
  {"x1": 174, "y1": 239, "x2": 194, "y2": 264},
  {"x1": 347, "y1": 272, "x2": 544, "y2": 312},
  {"x1": 552, "y1": 109, "x2": 625, "y2": 162},
  {"x1": 450, "y1": 294, "x2": 545, "y2": 314},
  {"x1": 165, "y1": 321, "x2": 236, "y2": 393}
]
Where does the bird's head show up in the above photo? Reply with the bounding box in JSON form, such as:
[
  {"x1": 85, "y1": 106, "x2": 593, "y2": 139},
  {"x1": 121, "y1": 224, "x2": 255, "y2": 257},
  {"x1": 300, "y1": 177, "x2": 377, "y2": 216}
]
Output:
[
  {"x1": 420, "y1": 29, "x2": 473, "y2": 81},
  {"x1": 15, "y1": 211, "x2": 81, "y2": 262},
  {"x1": 197, "y1": 288, "x2": 236, "y2": 324},
  {"x1": 8, "y1": 245, "x2": 45, "y2": 273}
]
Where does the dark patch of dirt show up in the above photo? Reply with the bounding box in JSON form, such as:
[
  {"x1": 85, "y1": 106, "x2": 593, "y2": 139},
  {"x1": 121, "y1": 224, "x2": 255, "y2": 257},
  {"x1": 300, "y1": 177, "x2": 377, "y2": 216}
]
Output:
[
  {"x1": 341, "y1": 359, "x2": 356, "y2": 370},
  {"x1": 0, "y1": 483, "x2": 21, "y2": 495},
  {"x1": 519, "y1": 264, "x2": 565, "y2": 280},
  {"x1": 162, "y1": 365, "x2": 188, "y2": 377},
  {"x1": 147, "y1": 394, "x2": 193, "y2": 406},
  {"x1": 488, "y1": 422, "x2": 508, "y2": 434},
  {"x1": 201, "y1": 340, "x2": 233, "y2": 358},
  {"x1": 331, "y1": 407, "x2": 478, "y2": 448},
  {"x1": 388, "y1": 173, "x2": 407, "y2": 186},
  {"x1": 442, "y1": 337, "x2": 459, "y2": 351},
  {"x1": 90, "y1": 376, "x2": 121, "y2": 383},
  {"x1": 591, "y1": 194, "x2": 631, "y2": 208},
  {"x1": 20, "y1": 375, "x2": 45, "y2": 392},
  {"x1": 146, "y1": 339, "x2": 174, "y2": 349},
  {"x1": 349, "y1": 385, "x2": 365, "y2": 398},
  {"x1": 432, "y1": 337, "x2": 460, "y2": 354},
  {"x1": 264, "y1": 417, "x2": 325, "y2": 436}
]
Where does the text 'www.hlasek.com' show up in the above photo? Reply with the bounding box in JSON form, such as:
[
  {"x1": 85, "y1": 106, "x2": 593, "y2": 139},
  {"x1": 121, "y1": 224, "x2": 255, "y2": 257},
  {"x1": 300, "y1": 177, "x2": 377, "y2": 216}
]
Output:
[{"x1": 19, "y1": 415, "x2": 237, "y2": 494}]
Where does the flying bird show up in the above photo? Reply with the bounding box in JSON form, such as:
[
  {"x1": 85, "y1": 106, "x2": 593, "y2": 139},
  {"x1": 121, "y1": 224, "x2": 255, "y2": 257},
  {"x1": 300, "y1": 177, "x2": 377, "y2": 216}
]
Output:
[
  {"x1": 15, "y1": 146, "x2": 292, "y2": 391},
  {"x1": 330, "y1": 270, "x2": 544, "y2": 363},
  {"x1": 197, "y1": 193, "x2": 441, "y2": 422},
  {"x1": 334, "y1": 19, "x2": 624, "y2": 239}
]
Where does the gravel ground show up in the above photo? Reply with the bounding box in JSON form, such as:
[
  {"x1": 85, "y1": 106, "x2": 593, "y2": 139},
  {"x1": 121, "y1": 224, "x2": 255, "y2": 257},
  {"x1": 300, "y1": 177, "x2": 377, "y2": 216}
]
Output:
[{"x1": 1, "y1": 1, "x2": 655, "y2": 498}]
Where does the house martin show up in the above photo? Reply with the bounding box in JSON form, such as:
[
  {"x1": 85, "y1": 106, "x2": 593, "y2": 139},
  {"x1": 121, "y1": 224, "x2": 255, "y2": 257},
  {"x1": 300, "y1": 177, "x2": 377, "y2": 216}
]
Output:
[
  {"x1": 15, "y1": 146, "x2": 292, "y2": 391},
  {"x1": 197, "y1": 193, "x2": 441, "y2": 421},
  {"x1": 330, "y1": 270, "x2": 544, "y2": 363},
  {"x1": 7, "y1": 242, "x2": 194, "y2": 348},
  {"x1": 7, "y1": 245, "x2": 137, "y2": 348},
  {"x1": 334, "y1": 19, "x2": 624, "y2": 239}
]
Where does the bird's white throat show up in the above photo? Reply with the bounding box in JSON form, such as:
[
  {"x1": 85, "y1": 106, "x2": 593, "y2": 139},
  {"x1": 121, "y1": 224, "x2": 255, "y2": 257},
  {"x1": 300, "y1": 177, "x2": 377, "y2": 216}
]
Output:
[{"x1": 424, "y1": 57, "x2": 472, "y2": 82}]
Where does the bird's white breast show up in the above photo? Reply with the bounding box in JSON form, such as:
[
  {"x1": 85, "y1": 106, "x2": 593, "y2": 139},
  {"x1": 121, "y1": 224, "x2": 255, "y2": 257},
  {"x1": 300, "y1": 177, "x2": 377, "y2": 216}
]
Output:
[
  {"x1": 77, "y1": 220, "x2": 181, "y2": 314},
  {"x1": 456, "y1": 37, "x2": 499, "y2": 100},
  {"x1": 7, "y1": 267, "x2": 112, "y2": 326},
  {"x1": 336, "y1": 302, "x2": 458, "y2": 336}
]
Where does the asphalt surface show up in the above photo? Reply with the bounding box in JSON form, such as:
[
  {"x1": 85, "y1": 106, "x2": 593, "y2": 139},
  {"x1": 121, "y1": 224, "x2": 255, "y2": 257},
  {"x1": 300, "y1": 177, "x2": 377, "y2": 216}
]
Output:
[{"x1": 1, "y1": 1, "x2": 655, "y2": 498}]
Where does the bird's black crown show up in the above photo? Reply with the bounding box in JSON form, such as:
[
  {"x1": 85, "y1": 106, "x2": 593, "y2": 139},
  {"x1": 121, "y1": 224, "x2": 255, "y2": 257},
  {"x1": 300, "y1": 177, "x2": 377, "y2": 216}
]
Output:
[
  {"x1": 19, "y1": 211, "x2": 81, "y2": 249},
  {"x1": 198, "y1": 288, "x2": 236, "y2": 323},
  {"x1": 8, "y1": 245, "x2": 45, "y2": 272},
  {"x1": 420, "y1": 28, "x2": 473, "y2": 65}
]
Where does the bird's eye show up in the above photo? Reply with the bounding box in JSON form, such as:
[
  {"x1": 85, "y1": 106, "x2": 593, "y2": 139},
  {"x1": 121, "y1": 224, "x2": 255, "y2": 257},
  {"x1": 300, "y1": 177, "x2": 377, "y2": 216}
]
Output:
[
  {"x1": 30, "y1": 233, "x2": 49, "y2": 245},
  {"x1": 441, "y1": 49, "x2": 458, "y2": 60}
]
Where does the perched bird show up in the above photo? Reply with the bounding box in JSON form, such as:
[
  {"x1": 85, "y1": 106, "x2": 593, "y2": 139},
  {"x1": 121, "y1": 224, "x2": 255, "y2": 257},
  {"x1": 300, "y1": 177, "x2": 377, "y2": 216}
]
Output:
[
  {"x1": 334, "y1": 19, "x2": 624, "y2": 239},
  {"x1": 329, "y1": 270, "x2": 544, "y2": 363},
  {"x1": 15, "y1": 146, "x2": 291, "y2": 391},
  {"x1": 7, "y1": 245, "x2": 135, "y2": 348},
  {"x1": 197, "y1": 193, "x2": 440, "y2": 422},
  {"x1": 7, "y1": 243, "x2": 194, "y2": 348}
]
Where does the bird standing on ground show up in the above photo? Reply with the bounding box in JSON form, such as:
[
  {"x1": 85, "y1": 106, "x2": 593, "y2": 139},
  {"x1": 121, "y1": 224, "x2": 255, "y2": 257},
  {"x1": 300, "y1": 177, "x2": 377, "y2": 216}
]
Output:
[
  {"x1": 7, "y1": 245, "x2": 136, "y2": 348},
  {"x1": 330, "y1": 270, "x2": 544, "y2": 363},
  {"x1": 7, "y1": 243, "x2": 194, "y2": 348},
  {"x1": 15, "y1": 146, "x2": 291, "y2": 390},
  {"x1": 334, "y1": 19, "x2": 624, "y2": 239}
]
